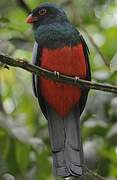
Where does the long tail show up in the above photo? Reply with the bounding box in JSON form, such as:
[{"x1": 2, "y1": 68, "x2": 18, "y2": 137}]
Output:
[{"x1": 47, "y1": 105, "x2": 85, "y2": 179}]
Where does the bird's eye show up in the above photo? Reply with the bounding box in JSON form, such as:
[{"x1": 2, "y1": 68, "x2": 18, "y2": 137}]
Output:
[{"x1": 38, "y1": 8, "x2": 47, "y2": 16}]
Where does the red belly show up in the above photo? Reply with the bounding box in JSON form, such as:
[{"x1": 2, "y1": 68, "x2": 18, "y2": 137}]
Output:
[{"x1": 39, "y1": 44, "x2": 87, "y2": 118}]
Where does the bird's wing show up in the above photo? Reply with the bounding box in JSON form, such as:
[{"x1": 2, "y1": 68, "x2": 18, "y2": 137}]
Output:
[
  {"x1": 32, "y1": 42, "x2": 48, "y2": 118},
  {"x1": 79, "y1": 34, "x2": 91, "y2": 115},
  {"x1": 80, "y1": 34, "x2": 91, "y2": 81}
]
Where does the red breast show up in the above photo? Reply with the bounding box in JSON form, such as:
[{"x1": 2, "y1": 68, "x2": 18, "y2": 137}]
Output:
[{"x1": 39, "y1": 44, "x2": 87, "y2": 118}]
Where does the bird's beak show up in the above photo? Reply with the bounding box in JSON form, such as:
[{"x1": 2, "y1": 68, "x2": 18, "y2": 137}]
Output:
[{"x1": 26, "y1": 14, "x2": 38, "y2": 24}]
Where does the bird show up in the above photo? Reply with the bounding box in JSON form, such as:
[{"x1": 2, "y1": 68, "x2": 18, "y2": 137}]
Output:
[{"x1": 26, "y1": 3, "x2": 91, "y2": 179}]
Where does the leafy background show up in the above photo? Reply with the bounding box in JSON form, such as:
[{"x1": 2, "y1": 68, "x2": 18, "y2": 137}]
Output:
[{"x1": 0, "y1": 0, "x2": 117, "y2": 179}]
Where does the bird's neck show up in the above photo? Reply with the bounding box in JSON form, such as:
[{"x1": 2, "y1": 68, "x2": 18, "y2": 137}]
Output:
[{"x1": 33, "y1": 22, "x2": 80, "y2": 49}]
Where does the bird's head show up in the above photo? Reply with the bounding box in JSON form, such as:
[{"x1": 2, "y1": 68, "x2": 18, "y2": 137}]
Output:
[{"x1": 26, "y1": 3, "x2": 68, "y2": 27}]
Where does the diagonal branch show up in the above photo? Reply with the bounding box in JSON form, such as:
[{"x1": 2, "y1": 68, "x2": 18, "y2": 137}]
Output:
[
  {"x1": 61, "y1": 0, "x2": 110, "y2": 67},
  {"x1": 86, "y1": 167, "x2": 106, "y2": 180},
  {"x1": 16, "y1": 0, "x2": 31, "y2": 14},
  {"x1": 79, "y1": 24, "x2": 110, "y2": 67},
  {"x1": 0, "y1": 54, "x2": 117, "y2": 94}
]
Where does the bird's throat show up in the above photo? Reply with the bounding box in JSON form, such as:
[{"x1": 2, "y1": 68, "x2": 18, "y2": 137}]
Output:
[{"x1": 34, "y1": 22, "x2": 80, "y2": 49}]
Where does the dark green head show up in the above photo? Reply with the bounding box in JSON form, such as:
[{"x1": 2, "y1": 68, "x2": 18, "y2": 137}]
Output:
[
  {"x1": 27, "y1": 3, "x2": 68, "y2": 27},
  {"x1": 27, "y1": 3, "x2": 79, "y2": 48}
]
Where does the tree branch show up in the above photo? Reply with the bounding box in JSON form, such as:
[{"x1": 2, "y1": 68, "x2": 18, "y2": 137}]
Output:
[
  {"x1": 0, "y1": 54, "x2": 117, "y2": 94},
  {"x1": 61, "y1": 0, "x2": 110, "y2": 67},
  {"x1": 16, "y1": 0, "x2": 31, "y2": 14},
  {"x1": 79, "y1": 25, "x2": 110, "y2": 67},
  {"x1": 63, "y1": 167, "x2": 106, "y2": 180},
  {"x1": 86, "y1": 167, "x2": 106, "y2": 180}
]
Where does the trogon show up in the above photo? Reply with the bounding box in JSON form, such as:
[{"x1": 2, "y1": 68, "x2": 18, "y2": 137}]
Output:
[{"x1": 26, "y1": 3, "x2": 91, "y2": 178}]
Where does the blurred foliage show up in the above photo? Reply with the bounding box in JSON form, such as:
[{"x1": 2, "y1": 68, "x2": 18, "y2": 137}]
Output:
[{"x1": 0, "y1": 0, "x2": 117, "y2": 180}]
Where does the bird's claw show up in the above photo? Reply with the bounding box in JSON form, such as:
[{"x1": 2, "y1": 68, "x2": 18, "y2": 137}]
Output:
[
  {"x1": 54, "y1": 71, "x2": 60, "y2": 78},
  {"x1": 74, "y1": 76, "x2": 79, "y2": 84}
]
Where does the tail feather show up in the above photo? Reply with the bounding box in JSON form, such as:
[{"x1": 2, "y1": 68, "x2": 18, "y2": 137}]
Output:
[
  {"x1": 64, "y1": 107, "x2": 85, "y2": 178},
  {"x1": 53, "y1": 151, "x2": 70, "y2": 177},
  {"x1": 65, "y1": 147, "x2": 83, "y2": 177},
  {"x1": 47, "y1": 105, "x2": 85, "y2": 179},
  {"x1": 47, "y1": 105, "x2": 70, "y2": 177}
]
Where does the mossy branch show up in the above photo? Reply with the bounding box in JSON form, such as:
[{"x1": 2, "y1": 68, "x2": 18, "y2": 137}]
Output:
[{"x1": 0, "y1": 53, "x2": 117, "y2": 94}]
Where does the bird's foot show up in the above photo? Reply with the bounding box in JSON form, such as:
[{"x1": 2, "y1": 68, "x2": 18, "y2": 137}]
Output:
[
  {"x1": 54, "y1": 71, "x2": 60, "y2": 78},
  {"x1": 74, "y1": 76, "x2": 79, "y2": 84}
]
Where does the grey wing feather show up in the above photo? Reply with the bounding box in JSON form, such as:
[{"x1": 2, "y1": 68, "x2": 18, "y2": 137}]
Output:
[
  {"x1": 32, "y1": 42, "x2": 39, "y2": 97},
  {"x1": 32, "y1": 42, "x2": 48, "y2": 118},
  {"x1": 79, "y1": 35, "x2": 91, "y2": 115}
]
